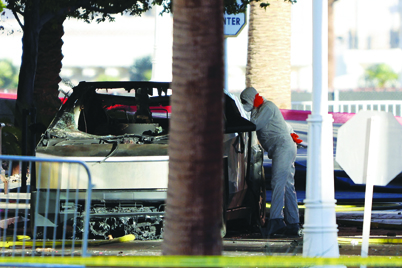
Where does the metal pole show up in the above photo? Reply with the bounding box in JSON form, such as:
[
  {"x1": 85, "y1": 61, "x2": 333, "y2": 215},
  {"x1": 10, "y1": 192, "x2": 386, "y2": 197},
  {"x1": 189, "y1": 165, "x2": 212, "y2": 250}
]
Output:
[
  {"x1": 0, "y1": 122, "x2": 4, "y2": 156},
  {"x1": 303, "y1": 0, "x2": 340, "y2": 257},
  {"x1": 360, "y1": 116, "x2": 380, "y2": 261},
  {"x1": 151, "y1": 5, "x2": 163, "y2": 81},
  {"x1": 0, "y1": 122, "x2": 4, "y2": 176},
  {"x1": 151, "y1": 5, "x2": 172, "y2": 82},
  {"x1": 21, "y1": 109, "x2": 29, "y2": 192},
  {"x1": 224, "y1": 38, "x2": 228, "y2": 91}
]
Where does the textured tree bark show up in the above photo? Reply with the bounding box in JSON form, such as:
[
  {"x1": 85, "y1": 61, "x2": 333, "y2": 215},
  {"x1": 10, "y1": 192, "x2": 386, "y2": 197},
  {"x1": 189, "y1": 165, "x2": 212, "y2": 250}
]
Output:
[
  {"x1": 246, "y1": 0, "x2": 292, "y2": 109},
  {"x1": 162, "y1": 0, "x2": 224, "y2": 256},
  {"x1": 34, "y1": 15, "x2": 65, "y2": 128},
  {"x1": 15, "y1": 0, "x2": 41, "y2": 127}
]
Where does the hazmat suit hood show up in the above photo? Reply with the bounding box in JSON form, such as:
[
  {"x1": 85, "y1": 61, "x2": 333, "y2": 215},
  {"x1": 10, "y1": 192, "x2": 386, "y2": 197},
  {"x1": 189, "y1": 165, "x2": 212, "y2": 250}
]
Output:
[{"x1": 240, "y1": 87, "x2": 258, "y2": 112}]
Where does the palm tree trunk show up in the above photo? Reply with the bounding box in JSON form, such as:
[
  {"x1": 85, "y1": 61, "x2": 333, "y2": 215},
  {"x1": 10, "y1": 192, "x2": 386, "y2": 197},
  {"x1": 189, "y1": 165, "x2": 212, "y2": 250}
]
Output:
[
  {"x1": 162, "y1": 0, "x2": 224, "y2": 255},
  {"x1": 34, "y1": 15, "x2": 65, "y2": 128},
  {"x1": 246, "y1": 0, "x2": 292, "y2": 109}
]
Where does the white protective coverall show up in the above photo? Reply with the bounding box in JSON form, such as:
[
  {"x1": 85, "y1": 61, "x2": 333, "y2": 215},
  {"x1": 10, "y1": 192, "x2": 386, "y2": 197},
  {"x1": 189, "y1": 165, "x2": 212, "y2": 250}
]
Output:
[{"x1": 240, "y1": 87, "x2": 299, "y2": 236}]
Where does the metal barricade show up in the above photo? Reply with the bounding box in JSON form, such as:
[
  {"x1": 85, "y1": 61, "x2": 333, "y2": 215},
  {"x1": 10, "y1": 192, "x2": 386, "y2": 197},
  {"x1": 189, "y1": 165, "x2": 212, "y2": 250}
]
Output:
[{"x1": 0, "y1": 155, "x2": 93, "y2": 259}]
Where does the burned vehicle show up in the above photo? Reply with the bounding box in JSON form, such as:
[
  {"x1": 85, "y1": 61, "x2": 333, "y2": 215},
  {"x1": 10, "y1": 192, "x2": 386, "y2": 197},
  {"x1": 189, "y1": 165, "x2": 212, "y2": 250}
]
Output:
[{"x1": 33, "y1": 81, "x2": 266, "y2": 239}]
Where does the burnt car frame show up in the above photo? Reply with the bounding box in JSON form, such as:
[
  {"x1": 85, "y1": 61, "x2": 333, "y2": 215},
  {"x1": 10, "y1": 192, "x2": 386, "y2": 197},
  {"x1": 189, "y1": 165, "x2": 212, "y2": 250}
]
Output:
[{"x1": 32, "y1": 81, "x2": 266, "y2": 239}]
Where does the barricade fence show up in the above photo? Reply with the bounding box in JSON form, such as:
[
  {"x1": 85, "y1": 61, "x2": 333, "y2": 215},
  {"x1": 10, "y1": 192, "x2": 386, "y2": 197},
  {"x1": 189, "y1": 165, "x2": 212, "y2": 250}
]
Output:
[{"x1": 0, "y1": 155, "x2": 92, "y2": 260}]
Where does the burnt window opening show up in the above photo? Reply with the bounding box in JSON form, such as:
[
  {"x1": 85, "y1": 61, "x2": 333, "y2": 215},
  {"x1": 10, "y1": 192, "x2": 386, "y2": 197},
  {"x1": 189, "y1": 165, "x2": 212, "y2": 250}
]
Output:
[{"x1": 77, "y1": 94, "x2": 170, "y2": 137}]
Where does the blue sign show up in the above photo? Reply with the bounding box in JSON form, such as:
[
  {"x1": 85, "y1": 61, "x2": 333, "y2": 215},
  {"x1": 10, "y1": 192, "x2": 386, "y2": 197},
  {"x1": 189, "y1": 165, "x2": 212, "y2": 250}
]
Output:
[
  {"x1": 224, "y1": 0, "x2": 246, "y2": 38},
  {"x1": 224, "y1": 11, "x2": 246, "y2": 37}
]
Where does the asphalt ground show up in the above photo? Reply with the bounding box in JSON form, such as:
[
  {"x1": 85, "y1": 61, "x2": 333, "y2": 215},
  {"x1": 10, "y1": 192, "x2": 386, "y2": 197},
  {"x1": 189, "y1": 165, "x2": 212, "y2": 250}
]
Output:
[
  {"x1": 79, "y1": 204, "x2": 402, "y2": 258},
  {"x1": 3, "y1": 201, "x2": 401, "y2": 258}
]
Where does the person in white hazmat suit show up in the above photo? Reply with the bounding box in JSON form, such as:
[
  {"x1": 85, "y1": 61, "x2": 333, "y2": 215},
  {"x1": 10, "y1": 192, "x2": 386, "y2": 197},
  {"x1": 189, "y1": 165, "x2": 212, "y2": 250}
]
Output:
[{"x1": 240, "y1": 87, "x2": 301, "y2": 238}]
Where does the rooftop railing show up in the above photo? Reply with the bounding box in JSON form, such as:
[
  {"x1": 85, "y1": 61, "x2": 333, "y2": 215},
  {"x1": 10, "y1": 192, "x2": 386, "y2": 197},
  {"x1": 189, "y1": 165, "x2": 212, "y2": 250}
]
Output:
[{"x1": 291, "y1": 100, "x2": 402, "y2": 117}]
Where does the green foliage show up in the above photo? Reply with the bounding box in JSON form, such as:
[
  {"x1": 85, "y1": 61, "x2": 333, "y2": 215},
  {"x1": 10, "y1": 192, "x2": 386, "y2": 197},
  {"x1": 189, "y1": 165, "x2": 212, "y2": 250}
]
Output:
[
  {"x1": 68, "y1": 0, "x2": 154, "y2": 23},
  {"x1": 0, "y1": 1, "x2": 5, "y2": 12},
  {"x1": 96, "y1": 73, "x2": 121, "y2": 82},
  {"x1": 0, "y1": 59, "x2": 18, "y2": 90},
  {"x1": 4, "y1": 0, "x2": 296, "y2": 20},
  {"x1": 0, "y1": 117, "x2": 22, "y2": 155},
  {"x1": 143, "y1": 69, "x2": 152, "y2": 81},
  {"x1": 2, "y1": 0, "x2": 296, "y2": 39},
  {"x1": 364, "y1": 63, "x2": 399, "y2": 88},
  {"x1": 224, "y1": 0, "x2": 296, "y2": 14},
  {"x1": 129, "y1": 55, "x2": 152, "y2": 81},
  {"x1": 5, "y1": 0, "x2": 161, "y2": 25}
]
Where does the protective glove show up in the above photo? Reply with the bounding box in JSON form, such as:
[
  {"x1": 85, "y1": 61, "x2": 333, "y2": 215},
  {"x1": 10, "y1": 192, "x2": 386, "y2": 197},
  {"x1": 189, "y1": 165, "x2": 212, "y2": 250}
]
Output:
[
  {"x1": 291, "y1": 133, "x2": 303, "y2": 144},
  {"x1": 253, "y1": 93, "x2": 264, "y2": 108}
]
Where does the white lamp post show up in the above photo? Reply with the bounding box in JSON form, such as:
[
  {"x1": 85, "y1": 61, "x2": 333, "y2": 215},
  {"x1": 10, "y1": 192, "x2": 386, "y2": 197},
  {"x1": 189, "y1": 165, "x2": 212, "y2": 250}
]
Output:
[{"x1": 302, "y1": 0, "x2": 340, "y2": 257}]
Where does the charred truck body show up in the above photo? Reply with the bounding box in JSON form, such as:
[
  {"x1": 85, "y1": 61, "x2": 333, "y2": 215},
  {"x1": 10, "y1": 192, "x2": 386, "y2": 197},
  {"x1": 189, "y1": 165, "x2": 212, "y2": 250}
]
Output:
[{"x1": 33, "y1": 81, "x2": 266, "y2": 239}]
